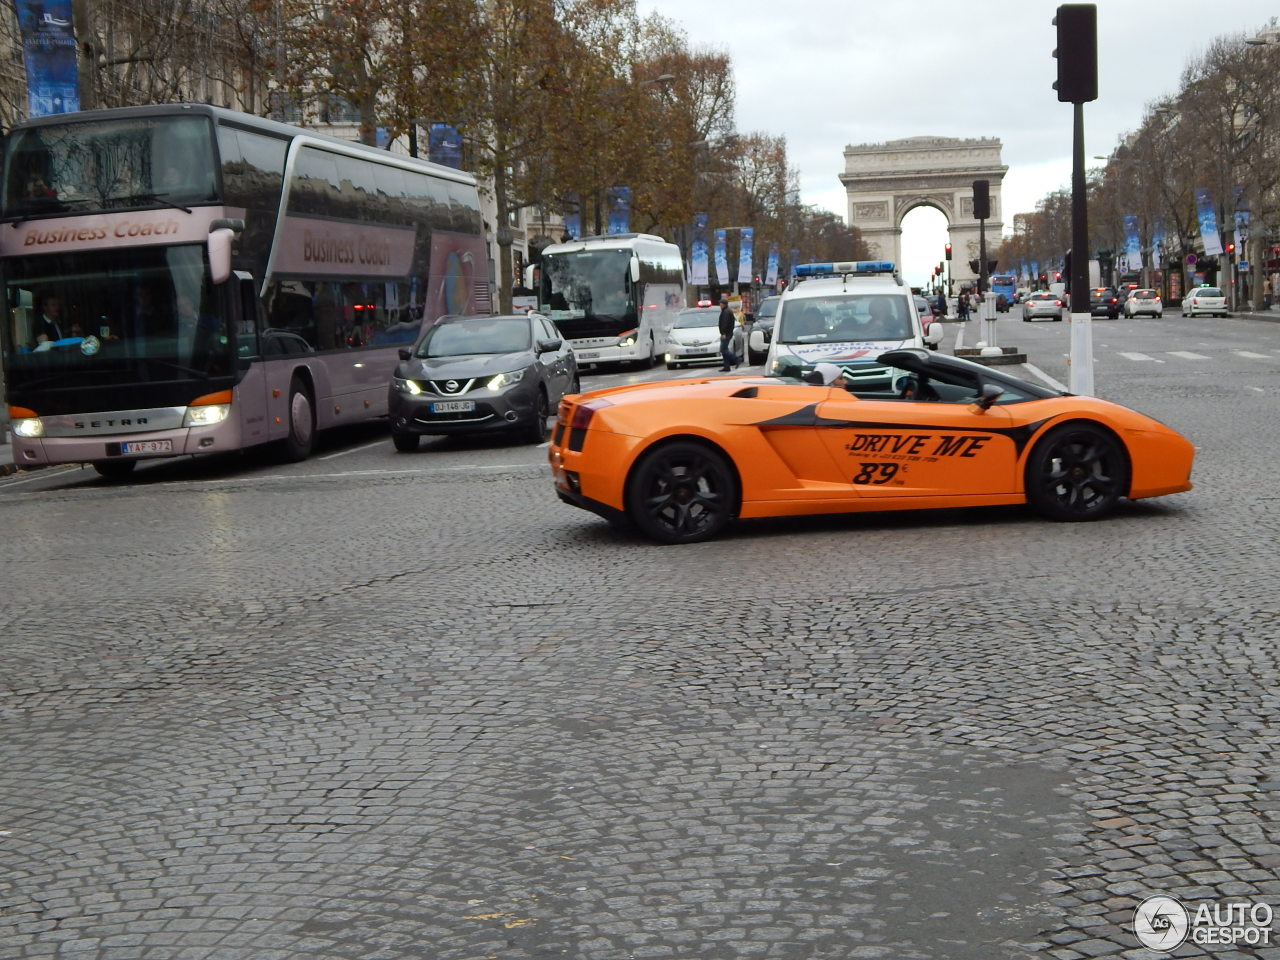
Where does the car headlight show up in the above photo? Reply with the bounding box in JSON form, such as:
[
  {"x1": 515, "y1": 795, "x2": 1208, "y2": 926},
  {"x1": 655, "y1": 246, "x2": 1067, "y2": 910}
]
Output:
[
  {"x1": 183, "y1": 403, "x2": 230, "y2": 427},
  {"x1": 393, "y1": 377, "x2": 423, "y2": 395},
  {"x1": 12, "y1": 417, "x2": 43, "y2": 438},
  {"x1": 488, "y1": 369, "x2": 526, "y2": 390}
]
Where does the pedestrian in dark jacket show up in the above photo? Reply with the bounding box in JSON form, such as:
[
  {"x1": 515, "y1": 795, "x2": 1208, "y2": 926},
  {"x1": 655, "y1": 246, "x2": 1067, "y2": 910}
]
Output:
[{"x1": 718, "y1": 295, "x2": 740, "y2": 371}]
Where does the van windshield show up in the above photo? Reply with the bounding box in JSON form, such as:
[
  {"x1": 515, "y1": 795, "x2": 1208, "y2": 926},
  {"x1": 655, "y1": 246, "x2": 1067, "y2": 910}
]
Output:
[{"x1": 777, "y1": 295, "x2": 911, "y2": 344}]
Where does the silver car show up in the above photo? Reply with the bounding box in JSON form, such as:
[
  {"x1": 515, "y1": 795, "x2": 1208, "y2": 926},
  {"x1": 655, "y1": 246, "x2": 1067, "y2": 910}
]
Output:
[
  {"x1": 664, "y1": 306, "x2": 723, "y2": 369},
  {"x1": 1182, "y1": 287, "x2": 1228, "y2": 318},
  {"x1": 388, "y1": 313, "x2": 578, "y2": 451},
  {"x1": 1021, "y1": 292, "x2": 1066, "y2": 322}
]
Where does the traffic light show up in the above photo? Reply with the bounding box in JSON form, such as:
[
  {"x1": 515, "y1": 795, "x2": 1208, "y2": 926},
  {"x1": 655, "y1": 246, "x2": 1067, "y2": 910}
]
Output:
[
  {"x1": 1052, "y1": 4, "x2": 1098, "y2": 103},
  {"x1": 969, "y1": 259, "x2": 980, "y2": 274},
  {"x1": 972, "y1": 180, "x2": 990, "y2": 220},
  {"x1": 1226, "y1": 242, "x2": 1236, "y2": 255},
  {"x1": 944, "y1": 243, "x2": 952, "y2": 261}
]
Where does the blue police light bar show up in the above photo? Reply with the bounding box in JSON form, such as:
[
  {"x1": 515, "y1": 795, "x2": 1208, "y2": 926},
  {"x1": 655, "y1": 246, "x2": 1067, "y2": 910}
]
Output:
[{"x1": 794, "y1": 261, "x2": 896, "y2": 276}]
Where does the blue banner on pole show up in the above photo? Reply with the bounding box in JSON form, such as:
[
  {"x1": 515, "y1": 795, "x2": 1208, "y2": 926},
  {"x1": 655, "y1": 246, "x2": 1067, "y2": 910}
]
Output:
[
  {"x1": 428, "y1": 123, "x2": 463, "y2": 169},
  {"x1": 714, "y1": 229, "x2": 729, "y2": 287},
  {"x1": 1123, "y1": 215, "x2": 1142, "y2": 273},
  {"x1": 1195, "y1": 188, "x2": 1223, "y2": 256},
  {"x1": 562, "y1": 196, "x2": 581, "y2": 240},
  {"x1": 17, "y1": 0, "x2": 78, "y2": 117},
  {"x1": 606, "y1": 186, "x2": 630, "y2": 235},
  {"x1": 736, "y1": 228, "x2": 754, "y2": 284},
  {"x1": 765, "y1": 242, "x2": 779, "y2": 287},
  {"x1": 690, "y1": 214, "x2": 709, "y2": 286}
]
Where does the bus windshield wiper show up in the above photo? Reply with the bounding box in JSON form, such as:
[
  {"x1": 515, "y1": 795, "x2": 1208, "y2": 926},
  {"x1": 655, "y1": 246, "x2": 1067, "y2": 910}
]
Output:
[{"x1": 127, "y1": 193, "x2": 193, "y2": 214}]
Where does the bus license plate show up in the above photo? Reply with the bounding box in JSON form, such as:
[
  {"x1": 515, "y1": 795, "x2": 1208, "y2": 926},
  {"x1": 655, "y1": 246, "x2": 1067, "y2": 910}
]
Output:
[
  {"x1": 431, "y1": 400, "x2": 475, "y2": 413},
  {"x1": 120, "y1": 440, "x2": 172, "y2": 454},
  {"x1": 579, "y1": 352, "x2": 600, "y2": 359}
]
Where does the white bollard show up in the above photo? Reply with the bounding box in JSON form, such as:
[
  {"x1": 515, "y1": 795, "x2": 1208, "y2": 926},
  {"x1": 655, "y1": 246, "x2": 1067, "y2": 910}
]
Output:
[
  {"x1": 1068, "y1": 311, "x2": 1094, "y2": 395},
  {"x1": 980, "y1": 292, "x2": 1001, "y2": 357}
]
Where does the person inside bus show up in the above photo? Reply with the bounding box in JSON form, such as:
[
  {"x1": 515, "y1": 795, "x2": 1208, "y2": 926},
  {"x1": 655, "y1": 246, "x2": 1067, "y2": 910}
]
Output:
[{"x1": 34, "y1": 292, "x2": 66, "y2": 343}]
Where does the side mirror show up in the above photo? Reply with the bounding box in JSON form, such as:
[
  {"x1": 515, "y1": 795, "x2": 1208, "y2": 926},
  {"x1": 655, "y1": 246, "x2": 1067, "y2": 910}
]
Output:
[
  {"x1": 207, "y1": 227, "x2": 235, "y2": 284},
  {"x1": 536, "y1": 337, "x2": 563, "y2": 353},
  {"x1": 398, "y1": 348, "x2": 412, "y2": 361},
  {"x1": 973, "y1": 382, "x2": 1004, "y2": 411},
  {"x1": 924, "y1": 323, "x2": 943, "y2": 346}
]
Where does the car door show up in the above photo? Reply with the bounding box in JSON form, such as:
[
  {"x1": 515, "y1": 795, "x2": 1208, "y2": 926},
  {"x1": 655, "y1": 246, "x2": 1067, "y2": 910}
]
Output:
[
  {"x1": 536, "y1": 315, "x2": 572, "y2": 398},
  {"x1": 813, "y1": 370, "x2": 1019, "y2": 498}
]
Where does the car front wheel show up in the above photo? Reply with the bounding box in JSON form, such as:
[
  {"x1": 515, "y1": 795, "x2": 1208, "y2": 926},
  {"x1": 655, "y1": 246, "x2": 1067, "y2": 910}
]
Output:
[
  {"x1": 392, "y1": 432, "x2": 419, "y2": 453},
  {"x1": 626, "y1": 441, "x2": 738, "y2": 543},
  {"x1": 524, "y1": 389, "x2": 550, "y2": 444},
  {"x1": 1025, "y1": 423, "x2": 1129, "y2": 522}
]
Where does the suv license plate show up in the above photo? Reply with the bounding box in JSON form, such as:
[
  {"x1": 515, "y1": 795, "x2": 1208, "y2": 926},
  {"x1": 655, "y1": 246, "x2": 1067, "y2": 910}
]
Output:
[
  {"x1": 431, "y1": 400, "x2": 475, "y2": 413},
  {"x1": 120, "y1": 440, "x2": 172, "y2": 454}
]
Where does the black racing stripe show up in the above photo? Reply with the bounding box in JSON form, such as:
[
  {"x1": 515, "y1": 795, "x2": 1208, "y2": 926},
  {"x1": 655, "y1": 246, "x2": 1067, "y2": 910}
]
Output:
[
  {"x1": 751, "y1": 402, "x2": 822, "y2": 427},
  {"x1": 751, "y1": 410, "x2": 1054, "y2": 457}
]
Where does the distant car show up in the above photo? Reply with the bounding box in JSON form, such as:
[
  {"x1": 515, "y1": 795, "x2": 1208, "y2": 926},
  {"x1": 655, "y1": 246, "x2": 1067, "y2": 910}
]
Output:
[
  {"x1": 913, "y1": 295, "x2": 938, "y2": 339},
  {"x1": 1022, "y1": 291, "x2": 1066, "y2": 322},
  {"x1": 388, "y1": 313, "x2": 579, "y2": 451},
  {"x1": 747, "y1": 296, "x2": 780, "y2": 363},
  {"x1": 548, "y1": 347, "x2": 1196, "y2": 543},
  {"x1": 664, "y1": 306, "x2": 723, "y2": 369},
  {"x1": 1182, "y1": 287, "x2": 1228, "y2": 318},
  {"x1": 1089, "y1": 287, "x2": 1121, "y2": 319},
  {"x1": 1124, "y1": 289, "x2": 1163, "y2": 318}
]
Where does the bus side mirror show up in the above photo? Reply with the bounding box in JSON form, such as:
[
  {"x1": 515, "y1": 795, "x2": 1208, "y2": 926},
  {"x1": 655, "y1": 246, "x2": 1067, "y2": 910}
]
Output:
[
  {"x1": 630, "y1": 257, "x2": 640, "y2": 283},
  {"x1": 208, "y1": 227, "x2": 235, "y2": 284}
]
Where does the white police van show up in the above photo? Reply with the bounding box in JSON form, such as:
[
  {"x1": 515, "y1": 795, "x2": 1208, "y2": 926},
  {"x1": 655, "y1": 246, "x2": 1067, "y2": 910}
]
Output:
[{"x1": 764, "y1": 261, "x2": 943, "y2": 390}]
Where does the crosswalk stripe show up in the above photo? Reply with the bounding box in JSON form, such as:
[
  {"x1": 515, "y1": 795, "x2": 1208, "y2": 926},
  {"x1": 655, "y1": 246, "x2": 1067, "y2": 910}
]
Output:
[
  {"x1": 1167, "y1": 351, "x2": 1210, "y2": 360},
  {"x1": 1235, "y1": 351, "x2": 1271, "y2": 359},
  {"x1": 1118, "y1": 352, "x2": 1161, "y2": 362}
]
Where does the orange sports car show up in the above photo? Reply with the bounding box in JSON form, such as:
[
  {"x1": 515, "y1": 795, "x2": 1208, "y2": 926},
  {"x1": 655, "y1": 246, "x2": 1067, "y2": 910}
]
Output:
[{"x1": 547, "y1": 348, "x2": 1195, "y2": 543}]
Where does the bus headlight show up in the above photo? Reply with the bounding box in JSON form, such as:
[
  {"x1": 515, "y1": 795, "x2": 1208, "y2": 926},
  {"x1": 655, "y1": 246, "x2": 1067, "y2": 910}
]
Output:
[
  {"x1": 488, "y1": 369, "x2": 526, "y2": 390},
  {"x1": 183, "y1": 403, "x2": 230, "y2": 427},
  {"x1": 393, "y1": 377, "x2": 423, "y2": 395},
  {"x1": 12, "y1": 418, "x2": 43, "y2": 438},
  {"x1": 618, "y1": 335, "x2": 636, "y2": 347}
]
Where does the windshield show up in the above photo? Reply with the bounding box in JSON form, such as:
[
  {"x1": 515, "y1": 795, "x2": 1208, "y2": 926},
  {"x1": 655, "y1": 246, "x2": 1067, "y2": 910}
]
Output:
[
  {"x1": 2, "y1": 244, "x2": 235, "y2": 396},
  {"x1": 673, "y1": 309, "x2": 717, "y2": 329},
  {"x1": 756, "y1": 298, "x2": 779, "y2": 319},
  {"x1": 4, "y1": 116, "x2": 217, "y2": 217},
  {"x1": 777, "y1": 294, "x2": 912, "y2": 344},
  {"x1": 418, "y1": 318, "x2": 530, "y2": 357},
  {"x1": 538, "y1": 249, "x2": 637, "y2": 339}
]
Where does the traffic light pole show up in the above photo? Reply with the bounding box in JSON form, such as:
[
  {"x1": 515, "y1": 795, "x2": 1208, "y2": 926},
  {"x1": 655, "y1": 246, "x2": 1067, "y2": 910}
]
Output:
[{"x1": 1069, "y1": 99, "x2": 1093, "y2": 396}]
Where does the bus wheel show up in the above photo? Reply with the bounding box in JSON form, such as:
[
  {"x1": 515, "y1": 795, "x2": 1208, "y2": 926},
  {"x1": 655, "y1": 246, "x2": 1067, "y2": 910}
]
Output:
[
  {"x1": 93, "y1": 459, "x2": 137, "y2": 480},
  {"x1": 282, "y1": 375, "x2": 315, "y2": 462}
]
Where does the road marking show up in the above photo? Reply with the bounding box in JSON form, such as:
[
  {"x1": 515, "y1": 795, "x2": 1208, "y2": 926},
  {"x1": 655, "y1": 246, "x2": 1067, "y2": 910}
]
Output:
[
  {"x1": 318, "y1": 439, "x2": 386, "y2": 460},
  {"x1": 1118, "y1": 352, "x2": 1162, "y2": 362},
  {"x1": 1167, "y1": 351, "x2": 1210, "y2": 360},
  {"x1": 1235, "y1": 351, "x2": 1271, "y2": 359},
  {"x1": 1248, "y1": 386, "x2": 1265, "y2": 393},
  {"x1": 1022, "y1": 363, "x2": 1068, "y2": 393}
]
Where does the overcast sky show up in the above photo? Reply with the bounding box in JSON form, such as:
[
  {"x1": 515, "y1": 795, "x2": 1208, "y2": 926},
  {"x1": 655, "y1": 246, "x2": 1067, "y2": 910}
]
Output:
[{"x1": 635, "y1": 0, "x2": 1279, "y2": 286}]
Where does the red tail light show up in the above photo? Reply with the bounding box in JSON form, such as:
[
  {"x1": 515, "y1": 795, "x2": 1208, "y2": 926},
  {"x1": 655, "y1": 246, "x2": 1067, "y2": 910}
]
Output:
[{"x1": 571, "y1": 397, "x2": 613, "y2": 430}]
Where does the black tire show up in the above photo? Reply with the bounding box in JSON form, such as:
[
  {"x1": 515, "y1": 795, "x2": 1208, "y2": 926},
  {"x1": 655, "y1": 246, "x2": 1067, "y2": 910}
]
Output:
[
  {"x1": 666, "y1": 362, "x2": 680, "y2": 370},
  {"x1": 93, "y1": 459, "x2": 137, "y2": 480},
  {"x1": 392, "y1": 432, "x2": 419, "y2": 453},
  {"x1": 282, "y1": 375, "x2": 315, "y2": 462},
  {"x1": 625, "y1": 441, "x2": 737, "y2": 543},
  {"x1": 569, "y1": 374, "x2": 581, "y2": 395},
  {"x1": 524, "y1": 389, "x2": 550, "y2": 444},
  {"x1": 1024, "y1": 423, "x2": 1129, "y2": 522}
]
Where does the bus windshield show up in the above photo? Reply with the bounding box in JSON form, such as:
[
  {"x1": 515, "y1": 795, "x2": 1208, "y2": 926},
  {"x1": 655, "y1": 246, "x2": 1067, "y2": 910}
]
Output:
[
  {"x1": 538, "y1": 248, "x2": 637, "y2": 338},
  {"x1": 3, "y1": 116, "x2": 217, "y2": 217},
  {"x1": 3, "y1": 245, "x2": 235, "y2": 398}
]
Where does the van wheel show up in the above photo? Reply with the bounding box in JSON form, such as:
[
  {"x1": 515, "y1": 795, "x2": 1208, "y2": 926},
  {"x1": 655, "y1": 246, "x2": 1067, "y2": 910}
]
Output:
[{"x1": 282, "y1": 375, "x2": 315, "y2": 462}]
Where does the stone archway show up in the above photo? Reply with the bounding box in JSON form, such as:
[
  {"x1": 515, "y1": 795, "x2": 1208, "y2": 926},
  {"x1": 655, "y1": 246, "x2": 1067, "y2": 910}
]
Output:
[{"x1": 839, "y1": 137, "x2": 1007, "y2": 289}]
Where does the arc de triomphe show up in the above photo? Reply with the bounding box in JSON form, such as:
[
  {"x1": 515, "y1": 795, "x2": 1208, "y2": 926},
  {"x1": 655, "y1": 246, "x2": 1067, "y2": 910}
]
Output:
[{"x1": 839, "y1": 137, "x2": 1007, "y2": 290}]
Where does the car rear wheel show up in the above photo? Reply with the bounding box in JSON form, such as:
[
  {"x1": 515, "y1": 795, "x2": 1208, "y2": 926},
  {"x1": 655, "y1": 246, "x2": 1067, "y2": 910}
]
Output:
[
  {"x1": 626, "y1": 441, "x2": 738, "y2": 543},
  {"x1": 1025, "y1": 423, "x2": 1129, "y2": 522}
]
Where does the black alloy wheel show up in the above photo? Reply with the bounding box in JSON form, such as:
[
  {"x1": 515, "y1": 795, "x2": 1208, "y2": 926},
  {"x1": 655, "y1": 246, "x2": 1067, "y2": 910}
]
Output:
[
  {"x1": 1025, "y1": 423, "x2": 1130, "y2": 521},
  {"x1": 524, "y1": 389, "x2": 550, "y2": 444},
  {"x1": 625, "y1": 441, "x2": 737, "y2": 543}
]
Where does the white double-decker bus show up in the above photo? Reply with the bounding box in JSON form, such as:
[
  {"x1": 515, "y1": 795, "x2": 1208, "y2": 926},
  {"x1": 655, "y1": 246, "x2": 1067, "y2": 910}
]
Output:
[
  {"x1": 1, "y1": 103, "x2": 488, "y2": 477},
  {"x1": 535, "y1": 233, "x2": 685, "y2": 367}
]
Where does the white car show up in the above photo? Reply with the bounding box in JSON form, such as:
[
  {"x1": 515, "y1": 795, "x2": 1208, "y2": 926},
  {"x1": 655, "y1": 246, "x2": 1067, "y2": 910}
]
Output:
[
  {"x1": 1124, "y1": 289, "x2": 1163, "y2": 318},
  {"x1": 1021, "y1": 291, "x2": 1066, "y2": 321},
  {"x1": 1181, "y1": 287, "x2": 1228, "y2": 318},
  {"x1": 763, "y1": 260, "x2": 943, "y2": 391},
  {"x1": 664, "y1": 306, "x2": 723, "y2": 369}
]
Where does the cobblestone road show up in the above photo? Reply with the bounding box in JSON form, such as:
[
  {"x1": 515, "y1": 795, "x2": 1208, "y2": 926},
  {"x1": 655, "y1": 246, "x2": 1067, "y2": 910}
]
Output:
[{"x1": 2, "y1": 316, "x2": 1278, "y2": 959}]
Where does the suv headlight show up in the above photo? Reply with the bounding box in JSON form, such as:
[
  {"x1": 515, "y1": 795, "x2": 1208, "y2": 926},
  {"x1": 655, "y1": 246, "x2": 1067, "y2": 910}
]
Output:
[
  {"x1": 393, "y1": 377, "x2": 423, "y2": 395},
  {"x1": 488, "y1": 369, "x2": 526, "y2": 390}
]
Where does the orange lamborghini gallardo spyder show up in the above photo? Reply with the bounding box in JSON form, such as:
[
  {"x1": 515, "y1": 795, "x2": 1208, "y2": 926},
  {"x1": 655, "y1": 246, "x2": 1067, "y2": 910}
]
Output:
[{"x1": 548, "y1": 348, "x2": 1195, "y2": 544}]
